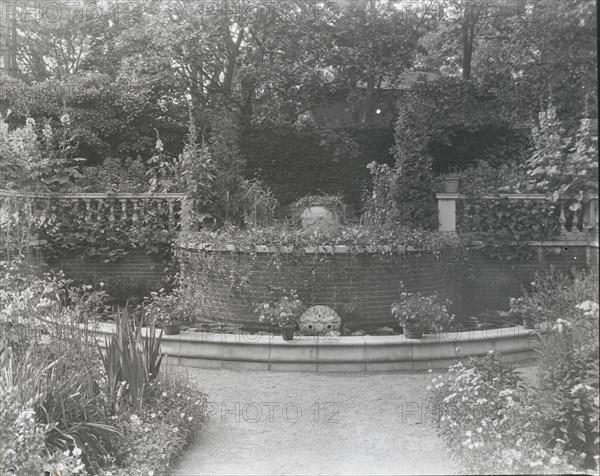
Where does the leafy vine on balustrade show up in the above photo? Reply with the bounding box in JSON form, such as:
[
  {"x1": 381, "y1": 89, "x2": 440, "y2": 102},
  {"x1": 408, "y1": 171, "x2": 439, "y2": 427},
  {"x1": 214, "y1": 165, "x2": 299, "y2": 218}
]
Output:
[
  {"x1": 39, "y1": 197, "x2": 180, "y2": 263},
  {"x1": 457, "y1": 104, "x2": 598, "y2": 260}
]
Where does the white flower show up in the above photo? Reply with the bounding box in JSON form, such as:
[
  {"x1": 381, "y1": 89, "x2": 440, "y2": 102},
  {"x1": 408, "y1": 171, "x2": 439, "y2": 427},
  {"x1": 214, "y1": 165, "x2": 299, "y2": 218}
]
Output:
[
  {"x1": 571, "y1": 383, "x2": 594, "y2": 396},
  {"x1": 465, "y1": 430, "x2": 472, "y2": 437},
  {"x1": 60, "y1": 113, "x2": 70, "y2": 125},
  {"x1": 576, "y1": 300, "x2": 599, "y2": 317},
  {"x1": 550, "y1": 456, "x2": 561, "y2": 465},
  {"x1": 553, "y1": 318, "x2": 572, "y2": 333}
]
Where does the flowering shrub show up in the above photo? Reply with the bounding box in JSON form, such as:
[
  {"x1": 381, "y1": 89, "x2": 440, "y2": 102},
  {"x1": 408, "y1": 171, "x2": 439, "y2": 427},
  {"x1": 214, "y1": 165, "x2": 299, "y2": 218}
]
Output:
[
  {"x1": 431, "y1": 271, "x2": 600, "y2": 474},
  {"x1": 509, "y1": 268, "x2": 599, "y2": 327},
  {"x1": 391, "y1": 283, "x2": 454, "y2": 332},
  {"x1": 140, "y1": 277, "x2": 202, "y2": 327},
  {"x1": 255, "y1": 293, "x2": 306, "y2": 327},
  {"x1": 0, "y1": 260, "x2": 109, "y2": 325},
  {"x1": 534, "y1": 290, "x2": 599, "y2": 470},
  {"x1": 1, "y1": 263, "x2": 208, "y2": 475},
  {"x1": 428, "y1": 352, "x2": 583, "y2": 474},
  {"x1": 98, "y1": 366, "x2": 208, "y2": 476},
  {"x1": 0, "y1": 377, "x2": 87, "y2": 475}
]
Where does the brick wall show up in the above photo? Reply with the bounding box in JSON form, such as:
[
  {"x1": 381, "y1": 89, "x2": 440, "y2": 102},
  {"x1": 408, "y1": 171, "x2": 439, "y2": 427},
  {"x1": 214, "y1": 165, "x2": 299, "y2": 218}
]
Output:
[
  {"x1": 19, "y1": 245, "x2": 167, "y2": 303},
  {"x1": 179, "y1": 242, "x2": 594, "y2": 328},
  {"x1": 179, "y1": 247, "x2": 454, "y2": 330},
  {"x1": 457, "y1": 244, "x2": 589, "y2": 315}
]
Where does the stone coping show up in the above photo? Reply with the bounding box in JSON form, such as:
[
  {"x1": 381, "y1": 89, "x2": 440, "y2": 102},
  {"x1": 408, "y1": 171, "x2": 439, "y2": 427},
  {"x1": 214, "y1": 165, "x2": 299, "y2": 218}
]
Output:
[
  {"x1": 178, "y1": 243, "x2": 429, "y2": 254},
  {"x1": 89, "y1": 322, "x2": 540, "y2": 372}
]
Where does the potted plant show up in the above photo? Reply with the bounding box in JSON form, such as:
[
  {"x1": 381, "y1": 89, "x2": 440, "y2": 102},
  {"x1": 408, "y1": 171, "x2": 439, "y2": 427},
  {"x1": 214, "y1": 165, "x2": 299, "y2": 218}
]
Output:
[
  {"x1": 141, "y1": 288, "x2": 192, "y2": 336},
  {"x1": 256, "y1": 294, "x2": 306, "y2": 341},
  {"x1": 391, "y1": 285, "x2": 454, "y2": 339},
  {"x1": 440, "y1": 172, "x2": 461, "y2": 193},
  {"x1": 509, "y1": 297, "x2": 536, "y2": 329}
]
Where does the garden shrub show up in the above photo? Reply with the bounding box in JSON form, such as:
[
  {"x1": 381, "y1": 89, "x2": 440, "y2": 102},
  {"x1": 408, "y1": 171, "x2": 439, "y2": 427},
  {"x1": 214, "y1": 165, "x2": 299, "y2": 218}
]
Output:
[
  {"x1": 430, "y1": 270, "x2": 600, "y2": 474},
  {"x1": 240, "y1": 121, "x2": 394, "y2": 211},
  {"x1": 0, "y1": 260, "x2": 208, "y2": 475}
]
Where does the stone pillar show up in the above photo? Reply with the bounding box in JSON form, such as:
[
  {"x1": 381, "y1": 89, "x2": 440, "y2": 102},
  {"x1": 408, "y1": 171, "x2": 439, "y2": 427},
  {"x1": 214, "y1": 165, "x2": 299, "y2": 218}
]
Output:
[{"x1": 437, "y1": 194, "x2": 458, "y2": 232}]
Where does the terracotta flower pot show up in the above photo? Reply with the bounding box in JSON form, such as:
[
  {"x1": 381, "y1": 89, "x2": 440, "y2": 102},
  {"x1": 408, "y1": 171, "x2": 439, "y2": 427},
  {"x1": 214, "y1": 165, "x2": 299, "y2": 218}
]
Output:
[
  {"x1": 442, "y1": 177, "x2": 460, "y2": 193},
  {"x1": 163, "y1": 324, "x2": 180, "y2": 335},
  {"x1": 402, "y1": 322, "x2": 422, "y2": 339},
  {"x1": 281, "y1": 324, "x2": 297, "y2": 341}
]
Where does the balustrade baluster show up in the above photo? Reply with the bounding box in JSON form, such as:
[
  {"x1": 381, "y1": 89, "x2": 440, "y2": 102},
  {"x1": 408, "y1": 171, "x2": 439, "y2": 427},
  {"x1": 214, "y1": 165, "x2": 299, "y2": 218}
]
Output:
[
  {"x1": 120, "y1": 199, "x2": 127, "y2": 221},
  {"x1": 109, "y1": 200, "x2": 115, "y2": 222},
  {"x1": 559, "y1": 202, "x2": 567, "y2": 233},
  {"x1": 132, "y1": 200, "x2": 139, "y2": 222},
  {"x1": 85, "y1": 199, "x2": 91, "y2": 221},
  {"x1": 169, "y1": 200, "x2": 175, "y2": 229}
]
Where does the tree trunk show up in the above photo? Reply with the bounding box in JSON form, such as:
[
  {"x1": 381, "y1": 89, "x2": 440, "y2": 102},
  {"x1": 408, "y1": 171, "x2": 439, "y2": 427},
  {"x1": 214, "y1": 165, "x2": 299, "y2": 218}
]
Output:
[
  {"x1": 461, "y1": 5, "x2": 474, "y2": 80},
  {"x1": 364, "y1": 74, "x2": 376, "y2": 123},
  {"x1": 348, "y1": 71, "x2": 360, "y2": 123}
]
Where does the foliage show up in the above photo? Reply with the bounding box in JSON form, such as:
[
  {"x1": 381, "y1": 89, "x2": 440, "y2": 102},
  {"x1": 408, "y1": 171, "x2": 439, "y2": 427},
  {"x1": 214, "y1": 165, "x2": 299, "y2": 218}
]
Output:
[
  {"x1": 428, "y1": 352, "x2": 582, "y2": 474},
  {"x1": 255, "y1": 293, "x2": 306, "y2": 327},
  {"x1": 292, "y1": 194, "x2": 349, "y2": 225},
  {"x1": 240, "y1": 178, "x2": 280, "y2": 228},
  {"x1": 528, "y1": 270, "x2": 599, "y2": 470},
  {"x1": 0, "y1": 194, "x2": 49, "y2": 262},
  {"x1": 0, "y1": 350, "x2": 88, "y2": 475},
  {"x1": 77, "y1": 157, "x2": 149, "y2": 193},
  {"x1": 100, "y1": 307, "x2": 156, "y2": 413},
  {"x1": 417, "y1": 0, "x2": 596, "y2": 130},
  {"x1": 38, "y1": 195, "x2": 179, "y2": 263},
  {"x1": 431, "y1": 270, "x2": 600, "y2": 473},
  {"x1": 0, "y1": 260, "x2": 207, "y2": 475},
  {"x1": 177, "y1": 222, "x2": 461, "y2": 326},
  {"x1": 140, "y1": 277, "x2": 203, "y2": 327},
  {"x1": 0, "y1": 261, "x2": 110, "y2": 326},
  {"x1": 98, "y1": 366, "x2": 208, "y2": 476},
  {"x1": 508, "y1": 267, "x2": 599, "y2": 326},
  {"x1": 525, "y1": 105, "x2": 598, "y2": 198},
  {"x1": 0, "y1": 113, "x2": 48, "y2": 191},
  {"x1": 457, "y1": 106, "x2": 598, "y2": 259},
  {"x1": 391, "y1": 283, "x2": 454, "y2": 332},
  {"x1": 240, "y1": 122, "x2": 394, "y2": 211}
]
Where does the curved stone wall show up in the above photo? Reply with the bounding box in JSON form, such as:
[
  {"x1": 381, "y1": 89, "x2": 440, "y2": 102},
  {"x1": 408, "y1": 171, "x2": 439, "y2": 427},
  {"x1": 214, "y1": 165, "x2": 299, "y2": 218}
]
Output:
[
  {"x1": 178, "y1": 243, "x2": 454, "y2": 329},
  {"x1": 91, "y1": 322, "x2": 539, "y2": 372}
]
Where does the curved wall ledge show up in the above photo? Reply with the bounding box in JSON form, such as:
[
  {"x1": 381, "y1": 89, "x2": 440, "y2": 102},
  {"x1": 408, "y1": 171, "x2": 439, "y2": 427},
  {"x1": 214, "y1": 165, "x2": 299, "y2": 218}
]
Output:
[{"x1": 90, "y1": 323, "x2": 540, "y2": 372}]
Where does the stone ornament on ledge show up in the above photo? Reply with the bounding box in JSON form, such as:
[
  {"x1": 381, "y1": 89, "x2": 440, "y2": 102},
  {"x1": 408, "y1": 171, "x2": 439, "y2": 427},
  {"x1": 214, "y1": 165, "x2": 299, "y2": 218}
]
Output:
[
  {"x1": 298, "y1": 305, "x2": 341, "y2": 336},
  {"x1": 301, "y1": 206, "x2": 339, "y2": 229}
]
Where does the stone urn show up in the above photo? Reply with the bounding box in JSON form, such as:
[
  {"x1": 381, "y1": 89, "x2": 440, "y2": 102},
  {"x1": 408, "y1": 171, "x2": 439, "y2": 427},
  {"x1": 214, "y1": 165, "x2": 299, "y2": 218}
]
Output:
[
  {"x1": 298, "y1": 306, "x2": 341, "y2": 336},
  {"x1": 300, "y1": 206, "x2": 339, "y2": 229}
]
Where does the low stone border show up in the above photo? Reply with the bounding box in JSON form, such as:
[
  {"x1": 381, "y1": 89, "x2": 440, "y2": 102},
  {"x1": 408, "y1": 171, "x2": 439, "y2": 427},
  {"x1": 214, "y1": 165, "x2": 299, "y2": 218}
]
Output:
[{"x1": 90, "y1": 322, "x2": 540, "y2": 372}]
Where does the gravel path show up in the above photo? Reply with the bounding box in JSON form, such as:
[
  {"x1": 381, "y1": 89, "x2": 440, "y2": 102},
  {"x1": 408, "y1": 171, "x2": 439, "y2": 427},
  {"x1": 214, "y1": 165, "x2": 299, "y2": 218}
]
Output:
[{"x1": 172, "y1": 368, "x2": 461, "y2": 475}]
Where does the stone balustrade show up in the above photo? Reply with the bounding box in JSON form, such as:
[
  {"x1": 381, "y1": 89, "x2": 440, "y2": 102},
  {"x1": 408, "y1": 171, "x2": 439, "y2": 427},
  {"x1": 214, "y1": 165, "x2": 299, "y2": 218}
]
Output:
[
  {"x1": 437, "y1": 193, "x2": 599, "y2": 239},
  {"x1": 0, "y1": 190, "x2": 193, "y2": 234}
]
